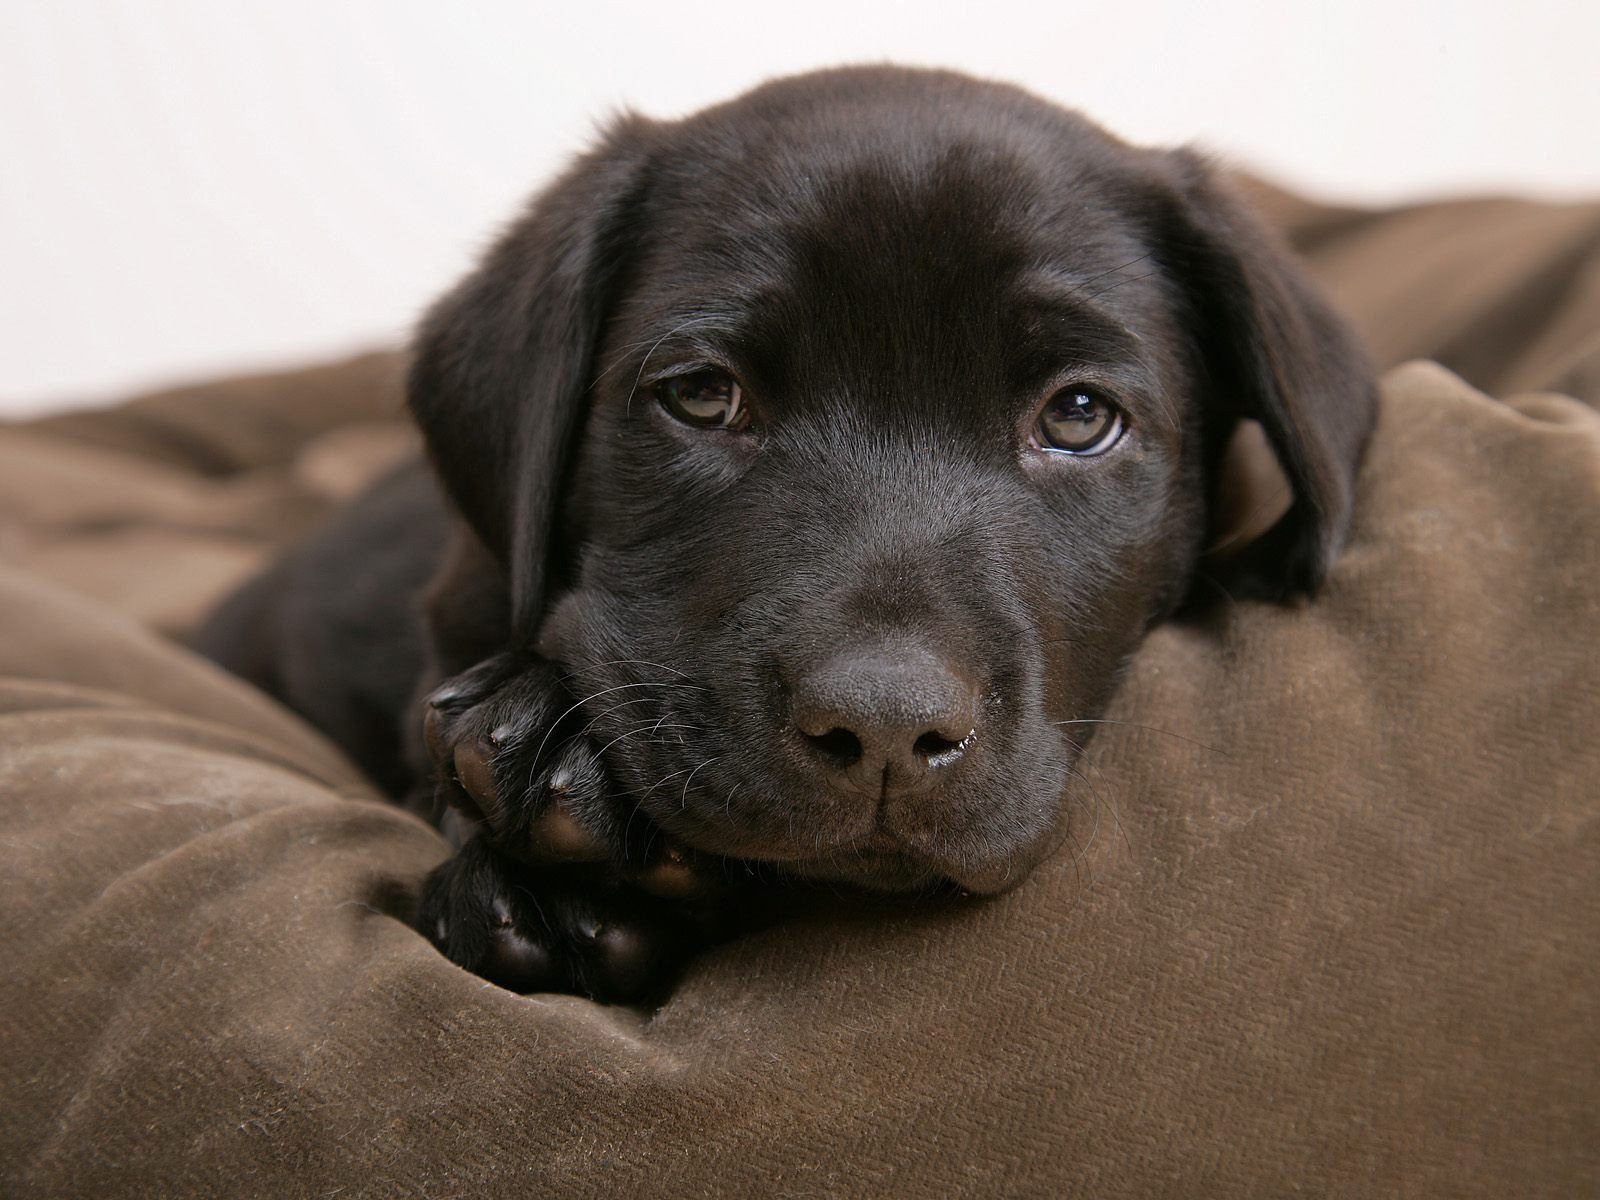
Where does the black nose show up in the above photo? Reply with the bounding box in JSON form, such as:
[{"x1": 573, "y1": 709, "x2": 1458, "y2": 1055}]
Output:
[{"x1": 788, "y1": 642, "x2": 980, "y2": 795}]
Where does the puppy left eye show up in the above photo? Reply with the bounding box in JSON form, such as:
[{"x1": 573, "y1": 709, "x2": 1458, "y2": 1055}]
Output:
[
  {"x1": 1033, "y1": 388, "x2": 1126, "y2": 455},
  {"x1": 656, "y1": 368, "x2": 748, "y2": 430}
]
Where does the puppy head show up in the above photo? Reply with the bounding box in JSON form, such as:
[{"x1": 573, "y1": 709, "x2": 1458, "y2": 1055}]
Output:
[{"x1": 411, "y1": 67, "x2": 1376, "y2": 894}]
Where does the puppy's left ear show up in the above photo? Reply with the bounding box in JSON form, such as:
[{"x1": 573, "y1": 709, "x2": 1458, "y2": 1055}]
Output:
[
  {"x1": 1156, "y1": 150, "x2": 1378, "y2": 599},
  {"x1": 408, "y1": 116, "x2": 656, "y2": 639}
]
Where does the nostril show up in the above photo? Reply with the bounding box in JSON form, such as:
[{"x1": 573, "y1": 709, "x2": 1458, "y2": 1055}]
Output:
[
  {"x1": 912, "y1": 729, "x2": 969, "y2": 763},
  {"x1": 804, "y1": 727, "x2": 863, "y2": 768}
]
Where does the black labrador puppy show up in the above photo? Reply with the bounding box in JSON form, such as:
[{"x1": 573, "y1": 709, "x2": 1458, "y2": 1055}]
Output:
[{"x1": 199, "y1": 65, "x2": 1375, "y2": 1001}]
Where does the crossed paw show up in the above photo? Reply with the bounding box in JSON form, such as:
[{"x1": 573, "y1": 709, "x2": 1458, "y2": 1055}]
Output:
[{"x1": 413, "y1": 653, "x2": 733, "y2": 1001}]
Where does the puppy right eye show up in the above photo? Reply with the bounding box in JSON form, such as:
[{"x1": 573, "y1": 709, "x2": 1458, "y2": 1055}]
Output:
[{"x1": 656, "y1": 369, "x2": 749, "y2": 430}]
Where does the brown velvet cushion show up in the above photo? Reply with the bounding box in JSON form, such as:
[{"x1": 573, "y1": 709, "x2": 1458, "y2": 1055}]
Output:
[
  {"x1": 2, "y1": 362, "x2": 1595, "y2": 1197},
  {"x1": 2, "y1": 186, "x2": 1598, "y2": 1196}
]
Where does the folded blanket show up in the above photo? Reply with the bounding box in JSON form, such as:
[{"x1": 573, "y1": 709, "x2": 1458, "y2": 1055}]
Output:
[{"x1": 2, "y1": 188, "x2": 1596, "y2": 1198}]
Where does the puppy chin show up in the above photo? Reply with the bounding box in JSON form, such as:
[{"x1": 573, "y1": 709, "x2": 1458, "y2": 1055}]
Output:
[
  {"x1": 775, "y1": 847, "x2": 1032, "y2": 897},
  {"x1": 777, "y1": 850, "x2": 948, "y2": 894},
  {"x1": 651, "y1": 810, "x2": 1019, "y2": 896},
  {"x1": 701, "y1": 821, "x2": 1044, "y2": 897},
  {"x1": 641, "y1": 775, "x2": 1062, "y2": 897}
]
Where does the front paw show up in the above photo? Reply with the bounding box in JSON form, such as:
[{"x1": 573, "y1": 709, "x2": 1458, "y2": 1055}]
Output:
[
  {"x1": 414, "y1": 654, "x2": 736, "y2": 999},
  {"x1": 420, "y1": 653, "x2": 611, "y2": 858},
  {"x1": 420, "y1": 654, "x2": 725, "y2": 904},
  {"x1": 417, "y1": 836, "x2": 708, "y2": 1001}
]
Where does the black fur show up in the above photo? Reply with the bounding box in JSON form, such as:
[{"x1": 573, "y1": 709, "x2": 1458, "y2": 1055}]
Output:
[{"x1": 198, "y1": 66, "x2": 1376, "y2": 1000}]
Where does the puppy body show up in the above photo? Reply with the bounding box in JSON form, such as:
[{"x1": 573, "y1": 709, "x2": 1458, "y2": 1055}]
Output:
[{"x1": 200, "y1": 66, "x2": 1375, "y2": 998}]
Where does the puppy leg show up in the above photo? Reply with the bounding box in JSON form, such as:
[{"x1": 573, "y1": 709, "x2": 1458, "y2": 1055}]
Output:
[{"x1": 414, "y1": 652, "x2": 731, "y2": 1000}]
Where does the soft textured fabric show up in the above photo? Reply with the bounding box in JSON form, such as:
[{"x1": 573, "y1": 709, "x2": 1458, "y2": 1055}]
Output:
[{"x1": 1, "y1": 185, "x2": 1596, "y2": 1197}]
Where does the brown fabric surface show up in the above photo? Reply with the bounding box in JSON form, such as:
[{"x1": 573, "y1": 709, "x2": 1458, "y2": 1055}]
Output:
[
  {"x1": 1242, "y1": 176, "x2": 1600, "y2": 405},
  {"x1": 2, "y1": 188, "x2": 1598, "y2": 1197},
  {"x1": 25, "y1": 349, "x2": 410, "y2": 476},
  {"x1": 0, "y1": 375, "x2": 417, "y2": 635}
]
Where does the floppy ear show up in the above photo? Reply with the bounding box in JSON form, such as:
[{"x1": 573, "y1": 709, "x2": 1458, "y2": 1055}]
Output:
[
  {"x1": 1158, "y1": 150, "x2": 1378, "y2": 599},
  {"x1": 408, "y1": 116, "x2": 655, "y2": 640}
]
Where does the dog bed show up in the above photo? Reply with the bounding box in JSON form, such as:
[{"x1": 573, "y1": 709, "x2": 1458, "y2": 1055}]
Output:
[{"x1": 2, "y1": 183, "x2": 1596, "y2": 1197}]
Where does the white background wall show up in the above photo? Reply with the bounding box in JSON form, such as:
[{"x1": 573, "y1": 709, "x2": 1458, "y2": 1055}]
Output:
[{"x1": 3, "y1": 0, "x2": 1596, "y2": 415}]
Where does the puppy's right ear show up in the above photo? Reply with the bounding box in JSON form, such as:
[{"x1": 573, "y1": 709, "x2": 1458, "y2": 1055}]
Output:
[
  {"x1": 1153, "y1": 150, "x2": 1378, "y2": 601},
  {"x1": 408, "y1": 116, "x2": 655, "y2": 639}
]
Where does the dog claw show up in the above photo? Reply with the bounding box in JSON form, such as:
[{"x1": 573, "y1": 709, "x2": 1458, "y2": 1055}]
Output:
[{"x1": 424, "y1": 680, "x2": 471, "y2": 713}]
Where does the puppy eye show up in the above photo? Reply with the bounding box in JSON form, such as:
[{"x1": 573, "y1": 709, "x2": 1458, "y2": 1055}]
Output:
[
  {"x1": 1033, "y1": 388, "x2": 1125, "y2": 455},
  {"x1": 656, "y1": 368, "x2": 748, "y2": 430}
]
